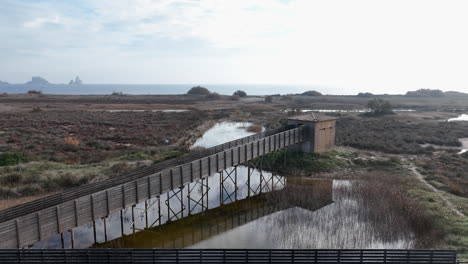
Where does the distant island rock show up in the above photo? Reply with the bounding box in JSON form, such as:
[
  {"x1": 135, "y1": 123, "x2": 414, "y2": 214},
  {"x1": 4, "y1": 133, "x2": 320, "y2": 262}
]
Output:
[
  {"x1": 0, "y1": 80, "x2": 9, "y2": 85},
  {"x1": 26, "y1": 76, "x2": 50, "y2": 85},
  {"x1": 68, "y1": 76, "x2": 83, "y2": 85}
]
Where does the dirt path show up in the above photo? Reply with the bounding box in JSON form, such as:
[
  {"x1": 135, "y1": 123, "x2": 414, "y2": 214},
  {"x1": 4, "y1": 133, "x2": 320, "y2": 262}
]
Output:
[{"x1": 408, "y1": 165, "x2": 465, "y2": 217}]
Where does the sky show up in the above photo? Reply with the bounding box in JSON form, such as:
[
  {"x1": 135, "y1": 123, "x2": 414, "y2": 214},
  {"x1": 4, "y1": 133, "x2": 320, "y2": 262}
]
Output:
[{"x1": 1, "y1": 0, "x2": 468, "y2": 94}]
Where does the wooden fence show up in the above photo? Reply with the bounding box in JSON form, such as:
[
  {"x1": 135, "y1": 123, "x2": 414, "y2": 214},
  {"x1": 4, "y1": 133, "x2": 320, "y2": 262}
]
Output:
[
  {"x1": 0, "y1": 249, "x2": 457, "y2": 263},
  {"x1": 0, "y1": 127, "x2": 305, "y2": 248}
]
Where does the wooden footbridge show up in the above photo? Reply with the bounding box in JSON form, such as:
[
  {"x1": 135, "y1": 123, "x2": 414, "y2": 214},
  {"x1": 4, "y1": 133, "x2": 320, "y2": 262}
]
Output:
[{"x1": 0, "y1": 120, "x2": 312, "y2": 249}]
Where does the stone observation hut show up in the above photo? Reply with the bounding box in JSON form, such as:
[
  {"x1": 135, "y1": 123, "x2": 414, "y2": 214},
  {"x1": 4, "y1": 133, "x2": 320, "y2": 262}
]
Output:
[{"x1": 287, "y1": 113, "x2": 337, "y2": 153}]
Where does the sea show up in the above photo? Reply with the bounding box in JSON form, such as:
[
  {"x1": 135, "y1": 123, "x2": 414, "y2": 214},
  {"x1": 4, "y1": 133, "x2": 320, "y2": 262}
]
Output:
[{"x1": 0, "y1": 84, "x2": 333, "y2": 96}]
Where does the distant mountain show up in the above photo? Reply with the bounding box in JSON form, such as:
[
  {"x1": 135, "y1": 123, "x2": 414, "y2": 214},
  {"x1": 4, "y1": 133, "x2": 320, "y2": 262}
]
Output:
[
  {"x1": 26, "y1": 76, "x2": 50, "y2": 85},
  {"x1": 0, "y1": 80, "x2": 9, "y2": 85},
  {"x1": 68, "y1": 76, "x2": 83, "y2": 85}
]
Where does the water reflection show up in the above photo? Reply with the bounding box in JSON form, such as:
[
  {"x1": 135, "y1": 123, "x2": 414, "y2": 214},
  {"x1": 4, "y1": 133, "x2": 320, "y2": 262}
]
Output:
[
  {"x1": 33, "y1": 176, "x2": 415, "y2": 249},
  {"x1": 32, "y1": 166, "x2": 284, "y2": 249},
  {"x1": 190, "y1": 180, "x2": 414, "y2": 249},
  {"x1": 191, "y1": 122, "x2": 262, "y2": 149}
]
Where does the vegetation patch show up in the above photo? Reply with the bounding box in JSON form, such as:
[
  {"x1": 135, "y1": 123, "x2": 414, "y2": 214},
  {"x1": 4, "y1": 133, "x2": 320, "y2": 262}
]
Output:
[
  {"x1": 417, "y1": 152, "x2": 468, "y2": 197},
  {"x1": 336, "y1": 116, "x2": 468, "y2": 154},
  {"x1": 0, "y1": 152, "x2": 27, "y2": 166},
  {"x1": 258, "y1": 149, "x2": 350, "y2": 175}
]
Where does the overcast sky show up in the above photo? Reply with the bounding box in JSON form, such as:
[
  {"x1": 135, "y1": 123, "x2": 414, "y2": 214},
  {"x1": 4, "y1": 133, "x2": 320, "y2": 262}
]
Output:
[{"x1": 1, "y1": 0, "x2": 468, "y2": 94}]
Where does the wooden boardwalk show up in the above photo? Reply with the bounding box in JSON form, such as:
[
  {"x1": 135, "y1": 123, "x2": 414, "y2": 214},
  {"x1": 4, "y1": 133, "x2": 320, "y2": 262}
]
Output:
[{"x1": 0, "y1": 126, "x2": 305, "y2": 248}]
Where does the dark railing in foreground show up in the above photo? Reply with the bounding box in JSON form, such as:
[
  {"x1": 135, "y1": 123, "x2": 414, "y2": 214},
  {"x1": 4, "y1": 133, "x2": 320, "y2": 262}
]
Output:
[{"x1": 0, "y1": 249, "x2": 457, "y2": 264}]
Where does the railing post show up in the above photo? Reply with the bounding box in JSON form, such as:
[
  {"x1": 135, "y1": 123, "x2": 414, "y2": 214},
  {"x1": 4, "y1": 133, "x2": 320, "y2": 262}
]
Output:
[{"x1": 247, "y1": 166, "x2": 251, "y2": 197}]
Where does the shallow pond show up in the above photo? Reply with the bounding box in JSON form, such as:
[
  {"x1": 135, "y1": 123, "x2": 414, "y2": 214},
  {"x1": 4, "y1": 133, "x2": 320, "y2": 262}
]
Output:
[
  {"x1": 191, "y1": 122, "x2": 263, "y2": 149},
  {"x1": 106, "y1": 109, "x2": 189, "y2": 113},
  {"x1": 421, "y1": 138, "x2": 468, "y2": 154},
  {"x1": 448, "y1": 114, "x2": 468, "y2": 122},
  {"x1": 283, "y1": 109, "x2": 415, "y2": 113},
  {"x1": 188, "y1": 181, "x2": 413, "y2": 249},
  {"x1": 84, "y1": 179, "x2": 414, "y2": 249}
]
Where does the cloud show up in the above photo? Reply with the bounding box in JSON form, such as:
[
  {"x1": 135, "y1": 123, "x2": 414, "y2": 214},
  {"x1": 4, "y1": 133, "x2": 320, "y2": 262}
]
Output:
[
  {"x1": 23, "y1": 16, "x2": 65, "y2": 28},
  {"x1": 1, "y1": 0, "x2": 468, "y2": 92}
]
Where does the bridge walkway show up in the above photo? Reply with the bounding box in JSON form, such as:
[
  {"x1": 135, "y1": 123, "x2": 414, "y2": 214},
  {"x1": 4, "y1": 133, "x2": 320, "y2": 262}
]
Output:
[{"x1": 0, "y1": 126, "x2": 305, "y2": 248}]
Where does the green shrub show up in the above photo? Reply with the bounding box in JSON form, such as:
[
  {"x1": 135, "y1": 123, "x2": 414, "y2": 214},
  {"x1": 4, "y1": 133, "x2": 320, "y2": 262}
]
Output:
[
  {"x1": 0, "y1": 152, "x2": 27, "y2": 166},
  {"x1": 0, "y1": 186, "x2": 19, "y2": 198},
  {"x1": 17, "y1": 185, "x2": 42, "y2": 196},
  {"x1": 187, "y1": 86, "x2": 211, "y2": 95},
  {"x1": 42, "y1": 174, "x2": 89, "y2": 190},
  {"x1": 301, "y1": 90, "x2": 322, "y2": 96},
  {"x1": 206, "y1": 92, "x2": 221, "y2": 99},
  {"x1": 0, "y1": 173, "x2": 23, "y2": 185},
  {"x1": 233, "y1": 90, "x2": 247, "y2": 97},
  {"x1": 259, "y1": 150, "x2": 346, "y2": 173}
]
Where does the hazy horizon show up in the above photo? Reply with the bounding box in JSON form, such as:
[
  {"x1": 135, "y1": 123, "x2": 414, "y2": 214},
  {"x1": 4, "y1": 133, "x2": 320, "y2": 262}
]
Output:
[
  {"x1": 2, "y1": 0, "x2": 468, "y2": 94},
  {"x1": 2, "y1": 82, "x2": 468, "y2": 96}
]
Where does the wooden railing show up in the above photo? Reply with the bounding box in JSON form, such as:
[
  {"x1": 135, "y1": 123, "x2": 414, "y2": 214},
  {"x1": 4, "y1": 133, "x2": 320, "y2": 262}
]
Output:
[
  {"x1": 0, "y1": 249, "x2": 457, "y2": 263},
  {"x1": 0, "y1": 126, "x2": 289, "y2": 223},
  {"x1": 0, "y1": 126, "x2": 305, "y2": 248}
]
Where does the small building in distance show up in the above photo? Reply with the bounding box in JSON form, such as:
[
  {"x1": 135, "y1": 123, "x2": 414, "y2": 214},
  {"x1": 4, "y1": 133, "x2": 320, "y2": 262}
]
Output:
[{"x1": 287, "y1": 113, "x2": 337, "y2": 153}]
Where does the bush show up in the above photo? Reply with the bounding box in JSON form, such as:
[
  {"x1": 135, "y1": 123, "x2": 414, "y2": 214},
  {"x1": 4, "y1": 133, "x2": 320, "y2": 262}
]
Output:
[
  {"x1": 17, "y1": 185, "x2": 42, "y2": 196},
  {"x1": 246, "y1": 124, "x2": 262, "y2": 133},
  {"x1": 206, "y1": 92, "x2": 221, "y2": 99},
  {"x1": 64, "y1": 136, "x2": 79, "y2": 146},
  {"x1": 233, "y1": 90, "x2": 247, "y2": 97},
  {"x1": 301, "y1": 90, "x2": 322, "y2": 96},
  {"x1": 405, "y1": 89, "x2": 445, "y2": 97},
  {"x1": 0, "y1": 152, "x2": 28, "y2": 166},
  {"x1": 259, "y1": 150, "x2": 346, "y2": 174},
  {"x1": 31, "y1": 107, "x2": 42, "y2": 112},
  {"x1": 0, "y1": 173, "x2": 23, "y2": 185},
  {"x1": 187, "y1": 86, "x2": 211, "y2": 95},
  {"x1": 43, "y1": 173, "x2": 89, "y2": 190},
  {"x1": 366, "y1": 98, "x2": 394, "y2": 116},
  {"x1": 229, "y1": 95, "x2": 240, "y2": 101},
  {"x1": 357, "y1": 92, "x2": 373, "y2": 97},
  {"x1": 61, "y1": 136, "x2": 80, "y2": 152}
]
